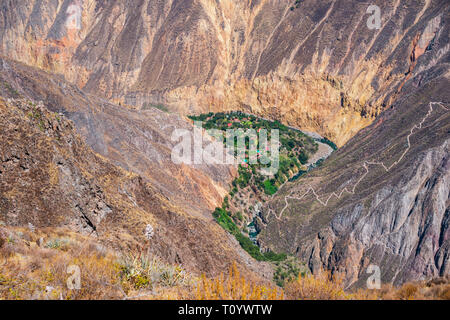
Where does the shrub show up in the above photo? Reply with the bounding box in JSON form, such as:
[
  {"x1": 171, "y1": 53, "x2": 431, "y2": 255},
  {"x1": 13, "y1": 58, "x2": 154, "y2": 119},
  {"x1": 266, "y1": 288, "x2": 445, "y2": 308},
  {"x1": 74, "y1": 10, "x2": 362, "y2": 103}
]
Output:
[
  {"x1": 212, "y1": 208, "x2": 239, "y2": 234},
  {"x1": 235, "y1": 232, "x2": 265, "y2": 261},
  {"x1": 263, "y1": 180, "x2": 277, "y2": 195},
  {"x1": 273, "y1": 256, "x2": 305, "y2": 287},
  {"x1": 44, "y1": 238, "x2": 70, "y2": 250},
  {"x1": 195, "y1": 263, "x2": 283, "y2": 300},
  {"x1": 298, "y1": 151, "x2": 308, "y2": 165},
  {"x1": 263, "y1": 251, "x2": 287, "y2": 263},
  {"x1": 222, "y1": 196, "x2": 229, "y2": 209},
  {"x1": 118, "y1": 253, "x2": 189, "y2": 290}
]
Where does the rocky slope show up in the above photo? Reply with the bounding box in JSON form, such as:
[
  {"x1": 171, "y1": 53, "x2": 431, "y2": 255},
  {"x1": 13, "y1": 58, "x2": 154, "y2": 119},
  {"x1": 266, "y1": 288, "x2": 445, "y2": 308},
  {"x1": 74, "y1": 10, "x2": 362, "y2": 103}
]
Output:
[
  {"x1": 260, "y1": 71, "x2": 449, "y2": 287},
  {"x1": 0, "y1": 96, "x2": 271, "y2": 278},
  {"x1": 0, "y1": 56, "x2": 235, "y2": 219},
  {"x1": 1, "y1": 0, "x2": 447, "y2": 145},
  {"x1": 254, "y1": 2, "x2": 450, "y2": 287}
]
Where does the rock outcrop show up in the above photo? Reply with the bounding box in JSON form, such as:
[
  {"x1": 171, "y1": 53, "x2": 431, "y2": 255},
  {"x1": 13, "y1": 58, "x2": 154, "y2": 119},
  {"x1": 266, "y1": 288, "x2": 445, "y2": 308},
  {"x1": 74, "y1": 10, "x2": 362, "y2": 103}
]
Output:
[{"x1": 0, "y1": 56, "x2": 235, "y2": 219}]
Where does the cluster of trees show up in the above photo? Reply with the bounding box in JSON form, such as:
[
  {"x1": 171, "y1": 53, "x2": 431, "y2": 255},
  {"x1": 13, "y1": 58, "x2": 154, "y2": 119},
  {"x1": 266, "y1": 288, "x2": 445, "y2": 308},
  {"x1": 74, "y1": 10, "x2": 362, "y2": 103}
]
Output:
[
  {"x1": 263, "y1": 179, "x2": 278, "y2": 195},
  {"x1": 190, "y1": 111, "x2": 338, "y2": 263},
  {"x1": 212, "y1": 206, "x2": 285, "y2": 262},
  {"x1": 320, "y1": 137, "x2": 338, "y2": 150},
  {"x1": 190, "y1": 111, "x2": 320, "y2": 197},
  {"x1": 189, "y1": 111, "x2": 291, "y2": 132}
]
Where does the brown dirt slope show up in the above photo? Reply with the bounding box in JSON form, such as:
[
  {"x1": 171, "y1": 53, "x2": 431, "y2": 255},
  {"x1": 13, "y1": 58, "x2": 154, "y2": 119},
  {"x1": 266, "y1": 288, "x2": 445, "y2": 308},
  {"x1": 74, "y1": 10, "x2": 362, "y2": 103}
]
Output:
[{"x1": 0, "y1": 56, "x2": 235, "y2": 219}]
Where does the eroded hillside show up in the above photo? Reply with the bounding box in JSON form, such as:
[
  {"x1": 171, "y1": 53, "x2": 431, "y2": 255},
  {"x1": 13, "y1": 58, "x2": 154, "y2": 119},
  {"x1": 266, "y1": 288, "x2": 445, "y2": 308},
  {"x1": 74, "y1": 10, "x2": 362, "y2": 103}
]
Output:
[
  {"x1": 259, "y1": 71, "x2": 449, "y2": 287},
  {"x1": 1, "y1": 0, "x2": 448, "y2": 145},
  {"x1": 0, "y1": 96, "x2": 272, "y2": 278},
  {"x1": 0, "y1": 56, "x2": 235, "y2": 219},
  {"x1": 0, "y1": 0, "x2": 448, "y2": 290}
]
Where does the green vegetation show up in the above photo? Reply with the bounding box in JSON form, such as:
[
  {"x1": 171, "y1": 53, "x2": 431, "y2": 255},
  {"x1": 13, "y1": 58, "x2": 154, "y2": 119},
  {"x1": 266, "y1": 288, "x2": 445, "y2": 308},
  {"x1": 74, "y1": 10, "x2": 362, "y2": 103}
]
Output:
[
  {"x1": 1, "y1": 81, "x2": 20, "y2": 97},
  {"x1": 290, "y1": 0, "x2": 303, "y2": 10},
  {"x1": 189, "y1": 111, "x2": 318, "y2": 201},
  {"x1": 119, "y1": 253, "x2": 188, "y2": 289},
  {"x1": 320, "y1": 137, "x2": 338, "y2": 151},
  {"x1": 44, "y1": 238, "x2": 70, "y2": 250},
  {"x1": 234, "y1": 232, "x2": 265, "y2": 261},
  {"x1": 212, "y1": 205, "x2": 285, "y2": 262},
  {"x1": 27, "y1": 107, "x2": 46, "y2": 132},
  {"x1": 288, "y1": 169, "x2": 307, "y2": 182},
  {"x1": 235, "y1": 232, "x2": 286, "y2": 262},
  {"x1": 263, "y1": 179, "x2": 278, "y2": 195},
  {"x1": 189, "y1": 111, "x2": 337, "y2": 264},
  {"x1": 263, "y1": 251, "x2": 288, "y2": 262},
  {"x1": 212, "y1": 207, "x2": 239, "y2": 235},
  {"x1": 274, "y1": 256, "x2": 308, "y2": 287}
]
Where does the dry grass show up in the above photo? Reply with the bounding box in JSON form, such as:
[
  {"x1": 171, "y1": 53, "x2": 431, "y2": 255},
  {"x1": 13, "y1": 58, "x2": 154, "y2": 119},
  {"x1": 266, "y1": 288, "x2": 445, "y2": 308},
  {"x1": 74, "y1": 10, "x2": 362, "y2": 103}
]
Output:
[
  {"x1": 377, "y1": 280, "x2": 450, "y2": 300},
  {"x1": 0, "y1": 226, "x2": 123, "y2": 299},
  {"x1": 193, "y1": 263, "x2": 283, "y2": 300},
  {"x1": 1, "y1": 225, "x2": 448, "y2": 300},
  {"x1": 0, "y1": 226, "x2": 191, "y2": 299},
  {"x1": 284, "y1": 271, "x2": 378, "y2": 300},
  {"x1": 284, "y1": 270, "x2": 450, "y2": 300},
  {"x1": 0, "y1": 226, "x2": 277, "y2": 300},
  {"x1": 119, "y1": 263, "x2": 283, "y2": 300}
]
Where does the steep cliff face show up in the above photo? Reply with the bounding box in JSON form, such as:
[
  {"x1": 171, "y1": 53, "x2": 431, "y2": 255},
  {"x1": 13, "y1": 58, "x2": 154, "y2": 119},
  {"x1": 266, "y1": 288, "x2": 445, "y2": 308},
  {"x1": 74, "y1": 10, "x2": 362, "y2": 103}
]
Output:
[
  {"x1": 259, "y1": 71, "x2": 449, "y2": 286},
  {"x1": 253, "y1": 3, "x2": 450, "y2": 287},
  {"x1": 1, "y1": 0, "x2": 447, "y2": 145}
]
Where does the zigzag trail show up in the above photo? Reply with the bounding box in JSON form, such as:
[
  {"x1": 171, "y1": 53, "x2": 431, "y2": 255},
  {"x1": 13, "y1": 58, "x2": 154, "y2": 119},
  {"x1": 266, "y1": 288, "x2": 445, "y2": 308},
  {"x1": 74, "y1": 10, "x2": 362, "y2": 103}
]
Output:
[
  {"x1": 270, "y1": 101, "x2": 449, "y2": 220},
  {"x1": 251, "y1": 3, "x2": 291, "y2": 81}
]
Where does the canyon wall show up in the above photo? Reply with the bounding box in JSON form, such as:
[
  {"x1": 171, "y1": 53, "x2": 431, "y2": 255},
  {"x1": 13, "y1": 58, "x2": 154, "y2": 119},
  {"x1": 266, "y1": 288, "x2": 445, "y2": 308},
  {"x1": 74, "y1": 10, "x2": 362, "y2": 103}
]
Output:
[
  {"x1": 0, "y1": 0, "x2": 448, "y2": 287},
  {"x1": 259, "y1": 69, "x2": 450, "y2": 286},
  {"x1": 1, "y1": 0, "x2": 447, "y2": 145},
  {"x1": 0, "y1": 56, "x2": 236, "y2": 220},
  {"x1": 0, "y1": 96, "x2": 271, "y2": 277}
]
